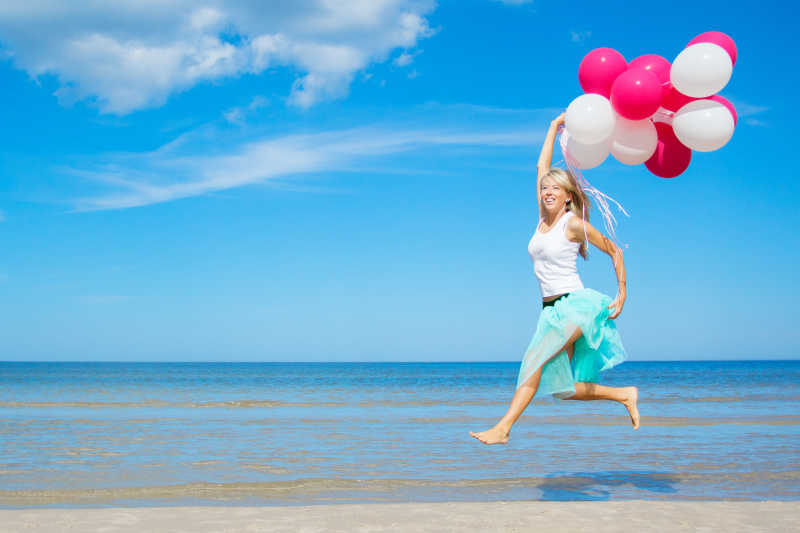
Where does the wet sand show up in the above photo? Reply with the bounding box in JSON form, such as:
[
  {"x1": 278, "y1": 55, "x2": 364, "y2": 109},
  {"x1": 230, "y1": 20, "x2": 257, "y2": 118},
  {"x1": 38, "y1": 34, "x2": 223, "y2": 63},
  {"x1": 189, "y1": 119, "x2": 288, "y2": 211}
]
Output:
[{"x1": 2, "y1": 501, "x2": 797, "y2": 532}]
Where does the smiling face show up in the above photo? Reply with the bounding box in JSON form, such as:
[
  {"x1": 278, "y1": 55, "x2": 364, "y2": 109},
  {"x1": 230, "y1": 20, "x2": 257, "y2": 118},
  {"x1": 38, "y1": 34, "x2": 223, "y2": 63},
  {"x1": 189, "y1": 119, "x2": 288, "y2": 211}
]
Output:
[{"x1": 540, "y1": 175, "x2": 572, "y2": 215}]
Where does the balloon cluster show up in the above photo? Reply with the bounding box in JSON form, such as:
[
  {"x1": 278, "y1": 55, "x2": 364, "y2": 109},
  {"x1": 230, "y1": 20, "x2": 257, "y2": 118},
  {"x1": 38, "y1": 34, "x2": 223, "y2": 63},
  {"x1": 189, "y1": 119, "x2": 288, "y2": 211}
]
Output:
[{"x1": 562, "y1": 31, "x2": 737, "y2": 178}]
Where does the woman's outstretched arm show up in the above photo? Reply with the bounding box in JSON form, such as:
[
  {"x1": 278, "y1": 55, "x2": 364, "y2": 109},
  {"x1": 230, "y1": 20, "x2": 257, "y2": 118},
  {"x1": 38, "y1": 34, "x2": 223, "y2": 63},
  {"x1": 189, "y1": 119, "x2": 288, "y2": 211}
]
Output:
[
  {"x1": 567, "y1": 217, "x2": 627, "y2": 319},
  {"x1": 536, "y1": 113, "x2": 566, "y2": 218}
]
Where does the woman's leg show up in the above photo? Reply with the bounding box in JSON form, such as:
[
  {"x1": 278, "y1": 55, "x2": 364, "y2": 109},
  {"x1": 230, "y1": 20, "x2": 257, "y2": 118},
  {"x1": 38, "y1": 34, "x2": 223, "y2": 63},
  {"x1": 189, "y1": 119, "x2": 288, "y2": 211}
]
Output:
[
  {"x1": 564, "y1": 344, "x2": 640, "y2": 429},
  {"x1": 469, "y1": 328, "x2": 584, "y2": 445}
]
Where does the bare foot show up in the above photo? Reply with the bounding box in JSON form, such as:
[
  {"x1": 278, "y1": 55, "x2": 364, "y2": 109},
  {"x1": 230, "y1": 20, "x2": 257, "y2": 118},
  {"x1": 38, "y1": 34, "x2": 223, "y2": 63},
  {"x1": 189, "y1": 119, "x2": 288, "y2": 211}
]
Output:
[
  {"x1": 622, "y1": 386, "x2": 640, "y2": 429},
  {"x1": 469, "y1": 425, "x2": 510, "y2": 445}
]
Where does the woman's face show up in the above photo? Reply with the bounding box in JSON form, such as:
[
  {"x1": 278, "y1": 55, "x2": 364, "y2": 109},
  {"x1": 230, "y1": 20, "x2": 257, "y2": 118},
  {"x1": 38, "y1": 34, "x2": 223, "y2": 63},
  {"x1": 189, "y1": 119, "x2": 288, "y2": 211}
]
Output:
[{"x1": 540, "y1": 176, "x2": 571, "y2": 214}]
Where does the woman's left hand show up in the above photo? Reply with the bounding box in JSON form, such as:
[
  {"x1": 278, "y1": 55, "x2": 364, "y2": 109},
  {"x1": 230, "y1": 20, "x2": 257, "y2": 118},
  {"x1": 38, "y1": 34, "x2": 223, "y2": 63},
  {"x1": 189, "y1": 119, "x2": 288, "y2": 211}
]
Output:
[{"x1": 607, "y1": 293, "x2": 625, "y2": 319}]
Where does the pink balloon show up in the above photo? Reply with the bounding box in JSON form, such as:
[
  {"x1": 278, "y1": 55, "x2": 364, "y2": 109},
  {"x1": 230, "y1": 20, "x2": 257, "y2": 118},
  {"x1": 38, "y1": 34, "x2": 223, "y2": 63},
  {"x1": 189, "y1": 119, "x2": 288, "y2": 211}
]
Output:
[
  {"x1": 610, "y1": 68, "x2": 662, "y2": 120},
  {"x1": 645, "y1": 122, "x2": 692, "y2": 178},
  {"x1": 579, "y1": 48, "x2": 627, "y2": 98},
  {"x1": 709, "y1": 94, "x2": 738, "y2": 126},
  {"x1": 688, "y1": 31, "x2": 737, "y2": 66},
  {"x1": 628, "y1": 54, "x2": 671, "y2": 85},
  {"x1": 661, "y1": 83, "x2": 697, "y2": 112}
]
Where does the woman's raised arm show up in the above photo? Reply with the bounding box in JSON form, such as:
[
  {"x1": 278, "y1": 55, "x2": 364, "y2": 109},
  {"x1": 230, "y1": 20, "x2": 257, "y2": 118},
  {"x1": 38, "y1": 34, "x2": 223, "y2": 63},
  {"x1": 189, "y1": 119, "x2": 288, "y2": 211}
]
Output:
[{"x1": 536, "y1": 113, "x2": 566, "y2": 218}]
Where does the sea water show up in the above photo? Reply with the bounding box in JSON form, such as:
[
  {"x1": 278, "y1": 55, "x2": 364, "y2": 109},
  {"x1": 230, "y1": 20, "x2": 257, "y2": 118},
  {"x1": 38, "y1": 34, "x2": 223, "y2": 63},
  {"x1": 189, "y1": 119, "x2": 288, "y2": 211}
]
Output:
[{"x1": 1, "y1": 361, "x2": 798, "y2": 507}]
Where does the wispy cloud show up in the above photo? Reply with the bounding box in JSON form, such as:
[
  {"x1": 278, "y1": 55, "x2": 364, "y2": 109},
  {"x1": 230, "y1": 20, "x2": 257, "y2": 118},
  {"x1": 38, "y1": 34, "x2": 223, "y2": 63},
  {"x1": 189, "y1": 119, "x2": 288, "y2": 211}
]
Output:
[
  {"x1": 733, "y1": 102, "x2": 768, "y2": 117},
  {"x1": 744, "y1": 118, "x2": 767, "y2": 127},
  {"x1": 223, "y1": 96, "x2": 269, "y2": 125},
  {"x1": 394, "y1": 52, "x2": 414, "y2": 67},
  {"x1": 570, "y1": 30, "x2": 592, "y2": 44},
  {"x1": 67, "y1": 122, "x2": 546, "y2": 211},
  {"x1": 394, "y1": 49, "x2": 422, "y2": 67},
  {"x1": 724, "y1": 98, "x2": 768, "y2": 127}
]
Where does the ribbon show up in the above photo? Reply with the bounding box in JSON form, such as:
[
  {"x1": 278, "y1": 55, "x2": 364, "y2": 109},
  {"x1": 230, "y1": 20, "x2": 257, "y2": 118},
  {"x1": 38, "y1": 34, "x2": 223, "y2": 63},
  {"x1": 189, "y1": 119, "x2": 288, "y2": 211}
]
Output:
[{"x1": 557, "y1": 125, "x2": 630, "y2": 250}]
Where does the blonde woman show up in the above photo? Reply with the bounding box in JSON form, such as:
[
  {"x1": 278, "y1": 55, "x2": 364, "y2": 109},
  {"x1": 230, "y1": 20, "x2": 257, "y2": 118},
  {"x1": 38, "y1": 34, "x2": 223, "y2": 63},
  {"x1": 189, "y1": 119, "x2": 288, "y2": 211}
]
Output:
[{"x1": 470, "y1": 112, "x2": 640, "y2": 445}]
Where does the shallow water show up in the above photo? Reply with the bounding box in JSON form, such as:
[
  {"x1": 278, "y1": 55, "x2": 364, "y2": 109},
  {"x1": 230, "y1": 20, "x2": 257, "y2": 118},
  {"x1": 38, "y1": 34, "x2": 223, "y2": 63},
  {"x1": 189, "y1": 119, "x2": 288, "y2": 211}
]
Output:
[{"x1": 1, "y1": 361, "x2": 798, "y2": 507}]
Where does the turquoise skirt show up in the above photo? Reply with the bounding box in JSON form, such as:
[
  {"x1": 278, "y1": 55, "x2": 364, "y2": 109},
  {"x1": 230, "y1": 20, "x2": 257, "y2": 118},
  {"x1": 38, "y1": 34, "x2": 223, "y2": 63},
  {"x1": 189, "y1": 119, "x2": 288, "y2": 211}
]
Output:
[{"x1": 517, "y1": 288, "x2": 627, "y2": 399}]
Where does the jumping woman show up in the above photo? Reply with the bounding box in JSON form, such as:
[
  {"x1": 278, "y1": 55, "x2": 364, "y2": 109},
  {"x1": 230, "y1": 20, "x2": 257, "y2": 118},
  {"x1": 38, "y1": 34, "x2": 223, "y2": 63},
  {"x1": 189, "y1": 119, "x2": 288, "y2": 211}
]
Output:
[{"x1": 470, "y1": 112, "x2": 640, "y2": 445}]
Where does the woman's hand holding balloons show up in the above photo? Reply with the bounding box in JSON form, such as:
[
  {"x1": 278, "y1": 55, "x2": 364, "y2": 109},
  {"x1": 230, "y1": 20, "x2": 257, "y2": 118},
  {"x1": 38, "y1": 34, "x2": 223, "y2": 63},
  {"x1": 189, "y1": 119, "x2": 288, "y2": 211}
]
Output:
[{"x1": 608, "y1": 292, "x2": 625, "y2": 320}]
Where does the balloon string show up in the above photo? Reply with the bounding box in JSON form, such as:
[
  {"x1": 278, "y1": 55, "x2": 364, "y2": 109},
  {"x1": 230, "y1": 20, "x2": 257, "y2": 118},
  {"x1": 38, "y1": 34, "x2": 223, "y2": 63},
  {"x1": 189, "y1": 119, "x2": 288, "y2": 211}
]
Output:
[
  {"x1": 652, "y1": 107, "x2": 675, "y2": 125},
  {"x1": 558, "y1": 130, "x2": 630, "y2": 249}
]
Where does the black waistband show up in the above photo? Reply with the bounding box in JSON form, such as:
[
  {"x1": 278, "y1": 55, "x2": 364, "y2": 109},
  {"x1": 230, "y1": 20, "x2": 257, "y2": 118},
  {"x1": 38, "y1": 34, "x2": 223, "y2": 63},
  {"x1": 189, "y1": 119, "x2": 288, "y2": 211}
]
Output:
[{"x1": 542, "y1": 293, "x2": 569, "y2": 309}]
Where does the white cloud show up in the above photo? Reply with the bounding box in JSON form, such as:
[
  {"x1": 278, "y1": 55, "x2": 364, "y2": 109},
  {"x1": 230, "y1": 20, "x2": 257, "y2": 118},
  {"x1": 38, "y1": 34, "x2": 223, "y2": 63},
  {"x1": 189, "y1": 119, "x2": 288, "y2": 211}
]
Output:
[
  {"x1": 224, "y1": 95, "x2": 269, "y2": 125},
  {"x1": 734, "y1": 103, "x2": 768, "y2": 117},
  {"x1": 724, "y1": 98, "x2": 768, "y2": 126},
  {"x1": 570, "y1": 30, "x2": 592, "y2": 43},
  {"x1": 394, "y1": 52, "x2": 412, "y2": 67},
  {"x1": 744, "y1": 118, "x2": 767, "y2": 127},
  {"x1": 393, "y1": 51, "x2": 412, "y2": 67},
  {"x1": 0, "y1": 1, "x2": 436, "y2": 113},
  {"x1": 67, "y1": 123, "x2": 546, "y2": 211}
]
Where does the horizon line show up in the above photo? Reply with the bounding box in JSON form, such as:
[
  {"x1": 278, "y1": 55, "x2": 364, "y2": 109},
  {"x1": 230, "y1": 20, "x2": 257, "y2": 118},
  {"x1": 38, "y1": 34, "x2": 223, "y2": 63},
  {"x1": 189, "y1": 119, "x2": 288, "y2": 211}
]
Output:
[{"x1": 1, "y1": 359, "x2": 798, "y2": 364}]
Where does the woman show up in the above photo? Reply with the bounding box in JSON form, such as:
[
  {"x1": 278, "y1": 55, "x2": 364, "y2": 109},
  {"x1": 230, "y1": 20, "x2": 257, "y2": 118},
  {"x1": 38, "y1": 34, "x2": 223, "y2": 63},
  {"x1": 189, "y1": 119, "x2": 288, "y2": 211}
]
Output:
[{"x1": 470, "y1": 112, "x2": 640, "y2": 445}]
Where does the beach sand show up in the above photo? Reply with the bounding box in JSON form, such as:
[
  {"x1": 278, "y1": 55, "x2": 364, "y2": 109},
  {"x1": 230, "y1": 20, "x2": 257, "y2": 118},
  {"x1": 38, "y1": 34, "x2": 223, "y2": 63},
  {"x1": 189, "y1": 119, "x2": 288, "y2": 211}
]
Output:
[{"x1": 2, "y1": 501, "x2": 796, "y2": 532}]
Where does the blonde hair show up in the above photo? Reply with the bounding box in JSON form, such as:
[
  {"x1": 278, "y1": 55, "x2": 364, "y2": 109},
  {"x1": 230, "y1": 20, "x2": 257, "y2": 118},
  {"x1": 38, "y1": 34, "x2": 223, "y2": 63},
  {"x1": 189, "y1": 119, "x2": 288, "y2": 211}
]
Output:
[{"x1": 541, "y1": 167, "x2": 590, "y2": 259}]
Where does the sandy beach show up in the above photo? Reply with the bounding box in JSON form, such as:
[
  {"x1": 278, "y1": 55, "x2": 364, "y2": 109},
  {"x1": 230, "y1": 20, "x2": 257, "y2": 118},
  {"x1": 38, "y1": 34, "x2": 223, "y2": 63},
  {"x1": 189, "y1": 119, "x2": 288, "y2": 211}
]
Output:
[{"x1": 2, "y1": 501, "x2": 797, "y2": 532}]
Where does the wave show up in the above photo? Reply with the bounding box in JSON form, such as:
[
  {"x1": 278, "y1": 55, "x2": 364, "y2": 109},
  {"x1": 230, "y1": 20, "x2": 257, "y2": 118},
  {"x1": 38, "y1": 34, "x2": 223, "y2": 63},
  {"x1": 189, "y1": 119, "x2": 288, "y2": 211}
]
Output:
[
  {"x1": 3, "y1": 394, "x2": 796, "y2": 410},
  {"x1": 1, "y1": 410, "x2": 798, "y2": 428},
  {"x1": 2, "y1": 470, "x2": 798, "y2": 506},
  {"x1": 0, "y1": 399, "x2": 505, "y2": 409}
]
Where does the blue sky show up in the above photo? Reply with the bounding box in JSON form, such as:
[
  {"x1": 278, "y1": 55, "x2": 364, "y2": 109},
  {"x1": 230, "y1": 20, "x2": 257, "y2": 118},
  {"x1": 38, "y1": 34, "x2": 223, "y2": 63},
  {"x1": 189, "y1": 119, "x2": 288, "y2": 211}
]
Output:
[{"x1": 0, "y1": 0, "x2": 796, "y2": 361}]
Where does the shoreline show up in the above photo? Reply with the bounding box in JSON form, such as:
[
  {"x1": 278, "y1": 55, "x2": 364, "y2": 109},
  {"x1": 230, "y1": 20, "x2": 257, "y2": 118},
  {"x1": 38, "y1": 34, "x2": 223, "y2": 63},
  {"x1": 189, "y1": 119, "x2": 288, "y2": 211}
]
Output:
[{"x1": 2, "y1": 501, "x2": 797, "y2": 532}]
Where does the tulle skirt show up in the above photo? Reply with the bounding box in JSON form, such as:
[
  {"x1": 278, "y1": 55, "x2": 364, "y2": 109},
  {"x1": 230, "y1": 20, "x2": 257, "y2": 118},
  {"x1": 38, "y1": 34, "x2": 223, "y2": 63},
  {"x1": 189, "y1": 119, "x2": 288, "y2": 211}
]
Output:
[{"x1": 517, "y1": 288, "x2": 627, "y2": 399}]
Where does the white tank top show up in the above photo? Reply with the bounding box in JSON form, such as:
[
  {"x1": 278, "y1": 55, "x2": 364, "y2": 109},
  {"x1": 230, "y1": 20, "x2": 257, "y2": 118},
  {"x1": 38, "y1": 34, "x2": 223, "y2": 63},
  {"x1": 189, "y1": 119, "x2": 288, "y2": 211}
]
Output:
[{"x1": 527, "y1": 211, "x2": 584, "y2": 298}]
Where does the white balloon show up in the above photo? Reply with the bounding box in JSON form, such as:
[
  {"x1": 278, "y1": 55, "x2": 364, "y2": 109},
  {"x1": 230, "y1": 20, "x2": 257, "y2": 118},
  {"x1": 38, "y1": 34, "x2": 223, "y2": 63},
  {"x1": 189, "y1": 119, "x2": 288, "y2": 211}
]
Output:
[
  {"x1": 565, "y1": 93, "x2": 616, "y2": 144},
  {"x1": 671, "y1": 43, "x2": 733, "y2": 98},
  {"x1": 611, "y1": 116, "x2": 658, "y2": 165},
  {"x1": 673, "y1": 99, "x2": 735, "y2": 152},
  {"x1": 560, "y1": 129, "x2": 612, "y2": 170}
]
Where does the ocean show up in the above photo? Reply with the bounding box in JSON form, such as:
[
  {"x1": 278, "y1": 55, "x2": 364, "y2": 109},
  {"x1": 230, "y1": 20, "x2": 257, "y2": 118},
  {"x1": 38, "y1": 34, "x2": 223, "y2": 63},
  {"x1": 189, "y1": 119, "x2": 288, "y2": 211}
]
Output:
[{"x1": 1, "y1": 361, "x2": 798, "y2": 507}]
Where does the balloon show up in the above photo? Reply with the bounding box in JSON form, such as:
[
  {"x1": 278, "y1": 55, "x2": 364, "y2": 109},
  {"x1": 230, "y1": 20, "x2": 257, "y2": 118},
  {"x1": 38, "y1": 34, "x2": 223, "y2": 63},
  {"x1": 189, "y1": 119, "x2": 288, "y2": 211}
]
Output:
[
  {"x1": 670, "y1": 42, "x2": 733, "y2": 98},
  {"x1": 628, "y1": 54, "x2": 671, "y2": 96},
  {"x1": 611, "y1": 116, "x2": 658, "y2": 165},
  {"x1": 661, "y1": 83, "x2": 697, "y2": 112},
  {"x1": 565, "y1": 93, "x2": 616, "y2": 144},
  {"x1": 578, "y1": 48, "x2": 627, "y2": 98},
  {"x1": 560, "y1": 129, "x2": 612, "y2": 170},
  {"x1": 673, "y1": 99, "x2": 735, "y2": 152},
  {"x1": 709, "y1": 94, "x2": 737, "y2": 126},
  {"x1": 610, "y1": 68, "x2": 662, "y2": 120},
  {"x1": 645, "y1": 122, "x2": 691, "y2": 178},
  {"x1": 688, "y1": 31, "x2": 737, "y2": 66}
]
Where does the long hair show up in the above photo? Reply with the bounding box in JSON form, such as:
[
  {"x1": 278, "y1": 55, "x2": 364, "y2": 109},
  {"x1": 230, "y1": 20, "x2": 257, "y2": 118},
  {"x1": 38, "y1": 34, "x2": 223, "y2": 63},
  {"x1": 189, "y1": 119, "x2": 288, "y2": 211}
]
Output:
[{"x1": 541, "y1": 167, "x2": 590, "y2": 259}]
